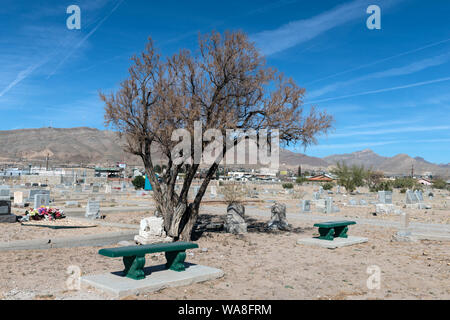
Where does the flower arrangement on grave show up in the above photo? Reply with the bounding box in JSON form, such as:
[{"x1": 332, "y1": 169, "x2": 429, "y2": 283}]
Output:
[{"x1": 22, "y1": 206, "x2": 66, "y2": 221}]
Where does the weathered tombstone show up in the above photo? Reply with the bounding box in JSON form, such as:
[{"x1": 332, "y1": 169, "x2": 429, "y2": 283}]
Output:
[
  {"x1": 74, "y1": 184, "x2": 82, "y2": 193},
  {"x1": 85, "y1": 199, "x2": 100, "y2": 219},
  {"x1": 406, "y1": 190, "x2": 419, "y2": 204},
  {"x1": 14, "y1": 191, "x2": 24, "y2": 205},
  {"x1": 318, "y1": 186, "x2": 324, "y2": 194},
  {"x1": 336, "y1": 185, "x2": 341, "y2": 194},
  {"x1": 92, "y1": 185, "x2": 100, "y2": 193},
  {"x1": 378, "y1": 191, "x2": 392, "y2": 204},
  {"x1": 28, "y1": 190, "x2": 50, "y2": 203},
  {"x1": 268, "y1": 202, "x2": 290, "y2": 231},
  {"x1": 134, "y1": 216, "x2": 172, "y2": 244},
  {"x1": 323, "y1": 197, "x2": 339, "y2": 213},
  {"x1": 301, "y1": 200, "x2": 311, "y2": 213},
  {"x1": 0, "y1": 186, "x2": 10, "y2": 201},
  {"x1": 105, "y1": 185, "x2": 112, "y2": 194},
  {"x1": 348, "y1": 198, "x2": 357, "y2": 206},
  {"x1": 34, "y1": 194, "x2": 50, "y2": 208},
  {"x1": 393, "y1": 212, "x2": 414, "y2": 241},
  {"x1": 414, "y1": 190, "x2": 423, "y2": 202},
  {"x1": 0, "y1": 200, "x2": 15, "y2": 223},
  {"x1": 225, "y1": 203, "x2": 247, "y2": 234},
  {"x1": 312, "y1": 192, "x2": 320, "y2": 200},
  {"x1": 210, "y1": 186, "x2": 217, "y2": 198},
  {"x1": 360, "y1": 199, "x2": 367, "y2": 206}
]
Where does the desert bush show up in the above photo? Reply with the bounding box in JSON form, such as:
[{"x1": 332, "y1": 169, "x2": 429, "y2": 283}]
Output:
[
  {"x1": 369, "y1": 181, "x2": 393, "y2": 192},
  {"x1": 132, "y1": 176, "x2": 145, "y2": 190},
  {"x1": 432, "y1": 178, "x2": 447, "y2": 190},
  {"x1": 392, "y1": 177, "x2": 415, "y2": 189},
  {"x1": 282, "y1": 183, "x2": 294, "y2": 189},
  {"x1": 221, "y1": 182, "x2": 246, "y2": 205},
  {"x1": 296, "y1": 177, "x2": 308, "y2": 185},
  {"x1": 322, "y1": 182, "x2": 334, "y2": 190}
]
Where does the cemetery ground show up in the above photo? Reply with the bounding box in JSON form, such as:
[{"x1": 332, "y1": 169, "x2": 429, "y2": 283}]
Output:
[{"x1": 0, "y1": 183, "x2": 449, "y2": 300}]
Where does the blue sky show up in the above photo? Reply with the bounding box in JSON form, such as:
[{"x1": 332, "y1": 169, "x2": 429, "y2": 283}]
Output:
[{"x1": 0, "y1": 0, "x2": 449, "y2": 164}]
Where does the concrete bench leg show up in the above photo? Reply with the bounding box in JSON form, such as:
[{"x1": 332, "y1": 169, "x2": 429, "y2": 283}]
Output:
[
  {"x1": 334, "y1": 226, "x2": 349, "y2": 238},
  {"x1": 123, "y1": 255, "x2": 146, "y2": 280},
  {"x1": 318, "y1": 227, "x2": 335, "y2": 241},
  {"x1": 165, "y1": 250, "x2": 186, "y2": 272}
]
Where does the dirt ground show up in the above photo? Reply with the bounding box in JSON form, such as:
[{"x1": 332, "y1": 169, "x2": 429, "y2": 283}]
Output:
[
  {"x1": 0, "y1": 218, "x2": 126, "y2": 242},
  {"x1": 1, "y1": 184, "x2": 449, "y2": 300},
  {"x1": 0, "y1": 219, "x2": 448, "y2": 300}
]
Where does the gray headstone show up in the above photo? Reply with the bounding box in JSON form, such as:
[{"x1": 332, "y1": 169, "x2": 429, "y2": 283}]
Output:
[
  {"x1": 414, "y1": 190, "x2": 423, "y2": 202},
  {"x1": 34, "y1": 194, "x2": 50, "y2": 208},
  {"x1": 406, "y1": 190, "x2": 419, "y2": 204},
  {"x1": 85, "y1": 199, "x2": 100, "y2": 219},
  {"x1": 301, "y1": 200, "x2": 311, "y2": 213},
  {"x1": 378, "y1": 191, "x2": 392, "y2": 204},
  {"x1": 348, "y1": 198, "x2": 357, "y2": 206},
  {"x1": 29, "y1": 189, "x2": 50, "y2": 202},
  {"x1": 0, "y1": 200, "x2": 11, "y2": 215},
  {"x1": 92, "y1": 185, "x2": 100, "y2": 193},
  {"x1": 312, "y1": 192, "x2": 320, "y2": 200},
  {"x1": 324, "y1": 197, "x2": 333, "y2": 214},
  {"x1": 0, "y1": 186, "x2": 10, "y2": 201},
  {"x1": 360, "y1": 199, "x2": 367, "y2": 206}
]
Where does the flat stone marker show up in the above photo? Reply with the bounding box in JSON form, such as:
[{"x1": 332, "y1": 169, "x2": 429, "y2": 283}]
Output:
[
  {"x1": 297, "y1": 236, "x2": 368, "y2": 249},
  {"x1": 80, "y1": 264, "x2": 224, "y2": 298}
]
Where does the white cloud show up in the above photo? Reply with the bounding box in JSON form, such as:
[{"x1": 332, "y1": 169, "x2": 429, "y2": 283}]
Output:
[{"x1": 251, "y1": 0, "x2": 401, "y2": 56}]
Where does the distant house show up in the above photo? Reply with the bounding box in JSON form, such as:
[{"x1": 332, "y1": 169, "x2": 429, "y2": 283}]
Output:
[
  {"x1": 417, "y1": 178, "x2": 432, "y2": 186},
  {"x1": 307, "y1": 174, "x2": 334, "y2": 182}
]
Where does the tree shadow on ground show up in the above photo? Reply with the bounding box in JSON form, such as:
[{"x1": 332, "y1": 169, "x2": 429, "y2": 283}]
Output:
[{"x1": 191, "y1": 213, "x2": 311, "y2": 241}]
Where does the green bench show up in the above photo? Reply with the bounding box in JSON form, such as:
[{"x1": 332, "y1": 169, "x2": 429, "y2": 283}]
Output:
[
  {"x1": 313, "y1": 220, "x2": 356, "y2": 241},
  {"x1": 98, "y1": 242, "x2": 199, "y2": 280}
]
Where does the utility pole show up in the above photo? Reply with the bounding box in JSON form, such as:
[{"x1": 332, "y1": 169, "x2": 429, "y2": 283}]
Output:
[{"x1": 411, "y1": 164, "x2": 414, "y2": 178}]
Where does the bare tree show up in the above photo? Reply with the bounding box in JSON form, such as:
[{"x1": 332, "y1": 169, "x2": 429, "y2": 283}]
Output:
[{"x1": 100, "y1": 31, "x2": 333, "y2": 241}]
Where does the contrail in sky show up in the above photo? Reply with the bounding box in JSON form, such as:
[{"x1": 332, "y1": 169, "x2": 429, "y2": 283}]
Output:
[
  {"x1": 305, "y1": 36, "x2": 450, "y2": 85},
  {"x1": 306, "y1": 76, "x2": 450, "y2": 104},
  {"x1": 47, "y1": 0, "x2": 125, "y2": 78}
]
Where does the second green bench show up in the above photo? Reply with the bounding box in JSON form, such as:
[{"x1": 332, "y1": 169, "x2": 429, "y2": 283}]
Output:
[
  {"x1": 313, "y1": 220, "x2": 356, "y2": 241},
  {"x1": 98, "y1": 242, "x2": 199, "y2": 280}
]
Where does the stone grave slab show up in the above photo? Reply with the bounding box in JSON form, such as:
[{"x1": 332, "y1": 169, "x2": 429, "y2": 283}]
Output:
[{"x1": 80, "y1": 264, "x2": 224, "y2": 298}]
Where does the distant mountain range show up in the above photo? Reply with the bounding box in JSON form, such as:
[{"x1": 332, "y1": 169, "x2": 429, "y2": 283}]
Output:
[{"x1": 0, "y1": 127, "x2": 448, "y2": 176}]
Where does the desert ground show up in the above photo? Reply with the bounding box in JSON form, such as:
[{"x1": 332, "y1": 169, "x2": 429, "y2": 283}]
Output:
[{"x1": 1, "y1": 182, "x2": 449, "y2": 300}]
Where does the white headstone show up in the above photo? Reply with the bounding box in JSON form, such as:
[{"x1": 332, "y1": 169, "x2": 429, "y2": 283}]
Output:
[
  {"x1": 378, "y1": 191, "x2": 392, "y2": 204},
  {"x1": 34, "y1": 194, "x2": 50, "y2": 208},
  {"x1": 85, "y1": 199, "x2": 100, "y2": 219},
  {"x1": 14, "y1": 191, "x2": 24, "y2": 204}
]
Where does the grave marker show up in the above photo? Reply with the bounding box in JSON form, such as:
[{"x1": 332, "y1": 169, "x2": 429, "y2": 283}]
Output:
[
  {"x1": 85, "y1": 199, "x2": 100, "y2": 219},
  {"x1": 0, "y1": 186, "x2": 10, "y2": 201},
  {"x1": 301, "y1": 200, "x2": 311, "y2": 213},
  {"x1": 34, "y1": 194, "x2": 50, "y2": 208},
  {"x1": 378, "y1": 191, "x2": 392, "y2": 204}
]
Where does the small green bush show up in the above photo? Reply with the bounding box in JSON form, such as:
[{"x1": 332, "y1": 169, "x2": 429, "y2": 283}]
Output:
[
  {"x1": 282, "y1": 183, "x2": 294, "y2": 189},
  {"x1": 132, "y1": 176, "x2": 145, "y2": 190},
  {"x1": 322, "y1": 182, "x2": 334, "y2": 190}
]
